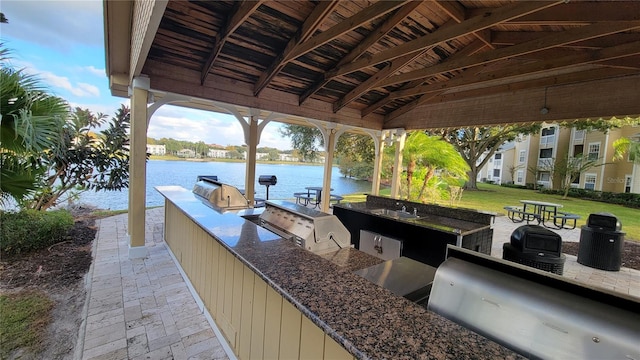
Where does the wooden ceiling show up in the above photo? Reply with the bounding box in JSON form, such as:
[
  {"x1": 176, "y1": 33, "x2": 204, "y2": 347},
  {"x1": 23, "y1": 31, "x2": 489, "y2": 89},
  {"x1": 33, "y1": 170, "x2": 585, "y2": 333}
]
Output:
[{"x1": 106, "y1": 0, "x2": 640, "y2": 131}]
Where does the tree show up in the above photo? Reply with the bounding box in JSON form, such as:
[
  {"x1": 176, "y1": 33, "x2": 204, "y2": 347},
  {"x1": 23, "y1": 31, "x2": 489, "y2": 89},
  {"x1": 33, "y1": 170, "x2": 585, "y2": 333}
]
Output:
[
  {"x1": 431, "y1": 125, "x2": 540, "y2": 190},
  {"x1": 336, "y1": 133, "x2": 374, "y2": 179},
  {"x1": 613, "y1": 135, "x2": 640, "y2": 163},
  {"x1": 553, "y1": 154, "x2": 601, "y2": 198},
  {"x1": 21, "y1": 106, "x2": 130, "y2": 210},
  {"x1": 279, "y1": 124, "x2": 322, "y2": 162},
  {"x1": 401, "y1": 132, "x2": 469, "y2": 202},
  {"x1": 1, "y1": 55, "x2": 68, "y2": 206}
]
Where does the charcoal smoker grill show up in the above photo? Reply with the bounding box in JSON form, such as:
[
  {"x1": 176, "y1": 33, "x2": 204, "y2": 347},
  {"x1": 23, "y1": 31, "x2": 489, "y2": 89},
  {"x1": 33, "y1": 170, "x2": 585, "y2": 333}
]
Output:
[{"x1": 258, "y1": 175, "x2": 277, "y2": 200}]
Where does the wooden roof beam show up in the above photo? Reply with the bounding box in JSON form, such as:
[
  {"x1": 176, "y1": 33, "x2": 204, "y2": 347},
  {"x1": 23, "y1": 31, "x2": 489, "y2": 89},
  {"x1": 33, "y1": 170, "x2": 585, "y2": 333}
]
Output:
[
  {"x1": 492, "y1": 31, "x2": 640, "y2": 49},
  {"x1": 286, "y1": 1, "x2": 410, "y2": 62},
  {"x1": 200, "y1": 1, "x2": 263, "y2": 85},
  {"x1": 330, "y1": 1, "x2": 561, "y2": 78},
  {"x1": 333, "y1": 49, "x2": 427, "y2": 112},
  {"x1": 378, "y1": 21, "x2": 640, "y2": 88},
  {"x1": 390, "y1": 40, "x2": 640, "y2": 100},
  {"x1": 253, "y1": 1, "x2": 339, "y2": 96},
  {"x1": 299, "y1": 1, "x2": 421, "y2": 105},
  {"x1": 360, "y1": 39, "x2": 486, "y2": 117},
  {"x1": 435, "y1": 1, "x2": 494, "y2": 49},
  {"x1": 477, "y1": 1, "x2": 640, "y2": 25}
]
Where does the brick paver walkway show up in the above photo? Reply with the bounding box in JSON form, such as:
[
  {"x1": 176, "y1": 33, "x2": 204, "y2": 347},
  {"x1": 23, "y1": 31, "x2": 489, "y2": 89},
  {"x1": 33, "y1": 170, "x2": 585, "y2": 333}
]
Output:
[{"x1": 78, "y1": 208, "x2": 231, "y2": 360}]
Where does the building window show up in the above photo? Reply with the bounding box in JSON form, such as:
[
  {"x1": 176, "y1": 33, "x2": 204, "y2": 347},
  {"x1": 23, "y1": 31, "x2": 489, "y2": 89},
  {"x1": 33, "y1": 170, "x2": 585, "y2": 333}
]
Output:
[
  {"x1": 584, "y1": 174, "x2": 597, "y2": 190},
  {"x1": 588, "y1": 143, "x2": 600, "y2": 160},
  {"x1": 493, "y1": 169, "x2": 500, "y2": 177},
  {"x1": 573, "y1": 144, "x2": 584, "y2": 157},
  {"x1": 541, "y1": 127, "x2": 556, "y2": 136},
  {"x1": 494, "y1": 153, "x2": 502, "y2": 160},
  {"x1": 516, "y1": 170, "x2": 524, "y2": 183},
  {"x1": 539, "y1": 148, "x2": 553, "y2": 158},
  {"x1": 539, "y1": 172, "x2": 550, "y2": 182},
  {"x1": 519, "y1": 150, "x2": 525, "y2": 163},
  {"x1": 625, "y1": 176, "x2": 632, "y2": 193}
]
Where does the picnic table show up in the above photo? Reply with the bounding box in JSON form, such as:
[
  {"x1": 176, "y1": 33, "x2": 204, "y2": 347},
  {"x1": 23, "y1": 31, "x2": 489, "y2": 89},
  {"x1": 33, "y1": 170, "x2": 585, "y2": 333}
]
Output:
[
  {"x1": 504, "y1": 200, "x2": 580, "y2": 230},
  {"x1": 294, "y1": 186, "x2": 343, "y2": 208}
]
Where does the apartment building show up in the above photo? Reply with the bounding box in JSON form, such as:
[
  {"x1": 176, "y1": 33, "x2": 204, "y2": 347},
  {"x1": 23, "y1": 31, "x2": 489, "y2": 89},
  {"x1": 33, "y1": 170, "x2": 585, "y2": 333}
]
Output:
[
  {"x1": 480, "y1": 124, "x2": 640, "y2": 194},
  {"x1": 146, "y1": 144, "x2": 166, "y2": 156}
]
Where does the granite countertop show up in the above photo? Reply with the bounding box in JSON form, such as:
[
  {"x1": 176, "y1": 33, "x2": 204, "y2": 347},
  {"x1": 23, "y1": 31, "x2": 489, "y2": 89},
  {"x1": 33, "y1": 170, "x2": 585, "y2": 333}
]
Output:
[
  {"x1": 156, "y1": 186, "x2": 523, "y2": 359},
  {"x1": 334, "y1": 202, "x2": 491, "y2": 235}
]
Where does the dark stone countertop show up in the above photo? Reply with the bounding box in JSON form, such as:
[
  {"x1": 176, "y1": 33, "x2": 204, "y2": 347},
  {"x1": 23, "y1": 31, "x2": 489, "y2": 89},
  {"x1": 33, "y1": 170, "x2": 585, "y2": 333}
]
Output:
[
  {"x1": 156, "y1": 186, "x2": 523, "y2": 360},
  {"x1": 334, "y1": 202, "x2": 491, "y2": 236}
]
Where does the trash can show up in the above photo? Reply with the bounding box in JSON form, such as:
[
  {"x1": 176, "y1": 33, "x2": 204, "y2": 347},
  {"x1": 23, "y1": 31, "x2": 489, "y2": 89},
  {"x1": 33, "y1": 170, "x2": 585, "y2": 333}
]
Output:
[
  {"x1": 503, "y1": 225, "x2": 565, "y2": 275},
  {"x1": 577, "y1": 213, "x2": 624, "y2": 271}
]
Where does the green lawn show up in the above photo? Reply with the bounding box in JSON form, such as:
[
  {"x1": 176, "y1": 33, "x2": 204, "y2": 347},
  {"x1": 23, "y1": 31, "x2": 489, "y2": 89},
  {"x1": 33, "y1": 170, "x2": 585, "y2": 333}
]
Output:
[{"x1": 342, "y1": 183, "x2": 639, "y2": 241}]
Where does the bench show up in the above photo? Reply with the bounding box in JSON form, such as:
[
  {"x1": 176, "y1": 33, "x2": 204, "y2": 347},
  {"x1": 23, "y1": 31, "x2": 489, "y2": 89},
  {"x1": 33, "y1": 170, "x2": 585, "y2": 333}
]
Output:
[
  {"x1": 504, "y1": 205, "x2": 540, "y2": 224},
  {"x1": 544, "y1": 212, "x2": 580, "y2": 230},
  {"x1": 329, "y1": 195, "x2": 344, "y2": 208},
  {"x1": 294, "y1": 192, "x2": 314, "y2": 206}
]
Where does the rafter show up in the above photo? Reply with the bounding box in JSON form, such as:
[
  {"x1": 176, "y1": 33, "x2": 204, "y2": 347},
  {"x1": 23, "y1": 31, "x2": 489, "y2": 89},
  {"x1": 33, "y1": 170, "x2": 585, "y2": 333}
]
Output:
[
  {"x1": 435, "y1": 0, "x2": 494, "y2": 49},
  {"x1": 286, "y1": 1, "x2": 410, "y2": 63},
  {"x1": 298, "y1": 1, "x2": 421, "y2": 105},
  {"x1": 253, "y1": 1, "x2": 339, "y2": 96},
  {"x1": 333, "y1": 50, "x2": 426, "y2": 112},
  {"x1": 200, "y1": 1, "x2": 263, "y2": 85},
  {"x1": 361, "y1": 39, "x2": 487, "y2": 116},
  {"x1": 389, "y1": 40, "x2": 640, "y2": 101},
  {"x1": 329, "y1": 1, "x2": 562, "y2": 79},
  {"x1": 377, "y1": 21, "x2": 640, "y2": 88},
  {"x1": 492, "y1": 31, "x2": 640, "y2": 49}
]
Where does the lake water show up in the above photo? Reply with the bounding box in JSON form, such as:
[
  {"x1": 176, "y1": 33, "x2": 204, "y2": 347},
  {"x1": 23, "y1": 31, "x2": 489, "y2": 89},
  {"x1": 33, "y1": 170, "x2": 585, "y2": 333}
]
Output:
[{"x1": 78, "y1": 160, "x2": 374, "y2": 210}]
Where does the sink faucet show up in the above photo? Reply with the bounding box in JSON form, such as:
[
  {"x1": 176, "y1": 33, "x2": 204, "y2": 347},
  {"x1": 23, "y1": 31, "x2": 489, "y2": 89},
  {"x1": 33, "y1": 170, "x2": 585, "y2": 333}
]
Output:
[
  {"x1": 413, "y1": 207, "x2": 418, "y2": 216},
  {"x1": 401, "y1": 205, "x2": 406, "y2": 212}
]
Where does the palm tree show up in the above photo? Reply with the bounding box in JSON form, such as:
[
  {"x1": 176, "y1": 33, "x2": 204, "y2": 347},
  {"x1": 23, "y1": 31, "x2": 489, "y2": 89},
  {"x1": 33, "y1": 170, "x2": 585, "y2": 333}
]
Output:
[
  {"x1": 1, "y1": 54, "x2": 68, "y2": 206},
  {"x1": 613, "y1": 134, "x2": 640, "y2": 163},
  {"x1": 402, "y1": 132, "x2": 469, "y2": 202}
]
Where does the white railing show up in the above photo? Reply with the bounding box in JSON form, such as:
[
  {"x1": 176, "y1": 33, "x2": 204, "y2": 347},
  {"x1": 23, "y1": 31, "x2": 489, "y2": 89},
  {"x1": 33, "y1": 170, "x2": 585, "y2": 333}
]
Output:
[{"x1": 540, "y1": 135, "x2": 555, "y2": 148}]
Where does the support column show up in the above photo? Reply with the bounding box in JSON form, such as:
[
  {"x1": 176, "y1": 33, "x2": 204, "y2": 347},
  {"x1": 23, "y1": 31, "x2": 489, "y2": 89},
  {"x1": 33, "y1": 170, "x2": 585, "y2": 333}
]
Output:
[
  {"x1": 371, "y1": 132, "x2": 385, "y2": 196},
  {"x1": 390, "y1": 130, "x2": 406, "y2": 199},
  {"x1": 128, "y1": 77, "x2": 149, "y2": 258},
  {"x1": 245, "y1": 116, "x2": 258, "y2": 206},
  {"x1": 321, "y1": 128, "x2": 337, "y2": 213}
]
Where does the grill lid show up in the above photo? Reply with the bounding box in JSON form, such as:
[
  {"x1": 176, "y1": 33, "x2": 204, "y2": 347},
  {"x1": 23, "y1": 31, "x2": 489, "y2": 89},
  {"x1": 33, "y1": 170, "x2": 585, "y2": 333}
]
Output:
[{"x1": 193, "y1": 177, "x2": 250, "y2": 211}]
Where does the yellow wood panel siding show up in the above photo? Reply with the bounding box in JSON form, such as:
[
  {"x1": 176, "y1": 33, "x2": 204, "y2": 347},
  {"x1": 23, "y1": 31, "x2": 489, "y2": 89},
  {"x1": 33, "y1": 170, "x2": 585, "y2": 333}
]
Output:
[
  {"x1": 216, "y1": 246, "x2": 227, "y2": 320},
  {"x1": 202, "y1": 234, "x2": 214, "y2": 310},
  {"x1": 207, "y1": 239, "x2": 220, "y2": 316},
  {"x1": 263, "y1": 286, "x2": 283, "y2": 359},
  {"x1": 250, "y1": 276, "x2": 268, "y2": 359},
  {"x1": 324, "y1": 335, "x2": 355, "y2": 360},
  {"x1": 163, "y1": 205, "x2": 355, "y2": 360},
  {"x1": 238, "y1": 265, "x2": 255, "y2": 359},
  {"x1": 300, "y1": 315, "x2": 325, "y2": 360},
  {"x1": 280, "y1": 300, "x2": 302, "y2": 360}
]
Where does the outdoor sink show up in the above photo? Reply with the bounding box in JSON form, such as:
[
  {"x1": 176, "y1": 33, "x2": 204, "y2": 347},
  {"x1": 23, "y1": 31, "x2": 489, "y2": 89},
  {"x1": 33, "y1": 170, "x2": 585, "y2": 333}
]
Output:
[{"x1": 369, "y1": 208, "x2": 418, "y2": 219}]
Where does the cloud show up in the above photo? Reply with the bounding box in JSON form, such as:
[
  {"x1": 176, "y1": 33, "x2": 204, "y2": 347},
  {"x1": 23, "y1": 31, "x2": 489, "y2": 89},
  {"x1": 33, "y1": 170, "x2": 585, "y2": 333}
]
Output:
[
  {"x1": 1, "y1": 0, "x2": 103, "y2": 51},
  {"x1": 83, "y1": 65, "x2": 105, "y2": 77},
  {"x1": 39, "y1": 71, "x2": 100, "y2": 97},
  {"x1": 147, "y1": 106, "x2": 291, "y2": 149}
]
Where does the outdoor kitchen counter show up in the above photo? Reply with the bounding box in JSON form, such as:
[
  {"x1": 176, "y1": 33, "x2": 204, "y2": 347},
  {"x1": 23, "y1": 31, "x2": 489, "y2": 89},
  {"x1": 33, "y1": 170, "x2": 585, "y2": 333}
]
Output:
[
  {"x1": 334, "y1": 202, "x2": 491, "y2": 235},
  {"x1": 157, "y1": 186, "x2": 522, "y2": 359}
]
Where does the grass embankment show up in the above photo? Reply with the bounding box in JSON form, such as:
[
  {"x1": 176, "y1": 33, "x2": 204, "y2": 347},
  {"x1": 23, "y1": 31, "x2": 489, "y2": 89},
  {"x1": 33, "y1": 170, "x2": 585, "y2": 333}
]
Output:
[
  {"x1": 337, "y1": 183, "x2": 639, "y2": 241},
  {"x1": 0, "y1": 291, "x2": 54, "y2": 358}
]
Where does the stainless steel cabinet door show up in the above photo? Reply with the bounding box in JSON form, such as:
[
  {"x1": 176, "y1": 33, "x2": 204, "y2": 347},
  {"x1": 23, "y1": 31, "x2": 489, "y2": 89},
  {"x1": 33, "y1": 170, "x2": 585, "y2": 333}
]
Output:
[{"x1": 359, "y1": 230, "x2": 402, "y2": 260}]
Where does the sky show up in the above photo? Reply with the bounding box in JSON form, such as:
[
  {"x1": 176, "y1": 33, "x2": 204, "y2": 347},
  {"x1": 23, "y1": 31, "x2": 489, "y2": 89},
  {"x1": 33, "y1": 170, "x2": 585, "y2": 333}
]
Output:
[{"x1": 0, "y1": 0, "x2": 292, "y2": 150}]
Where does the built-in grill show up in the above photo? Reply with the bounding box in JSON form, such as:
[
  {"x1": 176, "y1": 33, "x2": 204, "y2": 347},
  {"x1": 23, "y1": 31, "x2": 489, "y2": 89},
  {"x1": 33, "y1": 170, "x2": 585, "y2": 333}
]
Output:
[
  {"x1": 259, "y1": 200, "x2": 351, "y2": 254},
  {"x1": 193, "y1": 176, "x2": 250, "y2": 212},
  {"x1": 428, "y1": 246, "x2": 640, "y2": 360}
]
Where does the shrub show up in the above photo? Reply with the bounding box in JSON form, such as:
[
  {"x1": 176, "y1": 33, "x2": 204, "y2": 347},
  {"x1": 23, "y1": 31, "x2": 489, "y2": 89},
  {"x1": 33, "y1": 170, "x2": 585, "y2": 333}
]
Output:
[
  {"x1": 0, "y1": 209, "x2": 74, "y2": 255},
  {"x1": 539, "y1": 188, "x2": 640, "y2": 209}
]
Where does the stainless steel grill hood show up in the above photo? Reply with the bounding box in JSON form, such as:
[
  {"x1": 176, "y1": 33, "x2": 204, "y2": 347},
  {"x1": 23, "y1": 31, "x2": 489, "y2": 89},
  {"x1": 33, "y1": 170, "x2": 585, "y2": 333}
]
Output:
[
  {"x1": 428, "y1": 246, "x2": 640, "y2": 360},
  {"x1": 259, "y1": 200, "x2": 350, "y2": 254},
  {"x1": 192, "y1": 177, "x2": 250, "y2": 212}
]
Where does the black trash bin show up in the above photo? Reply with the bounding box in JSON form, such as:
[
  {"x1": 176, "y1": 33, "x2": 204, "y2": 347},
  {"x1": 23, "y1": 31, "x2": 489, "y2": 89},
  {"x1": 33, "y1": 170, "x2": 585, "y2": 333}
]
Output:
[
  {"x1": 577, "y1": 213, "x2": 624, "y2": 271},
  {"x1": 502, "y1": 225, "x2": 565, "y2": 275}
]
